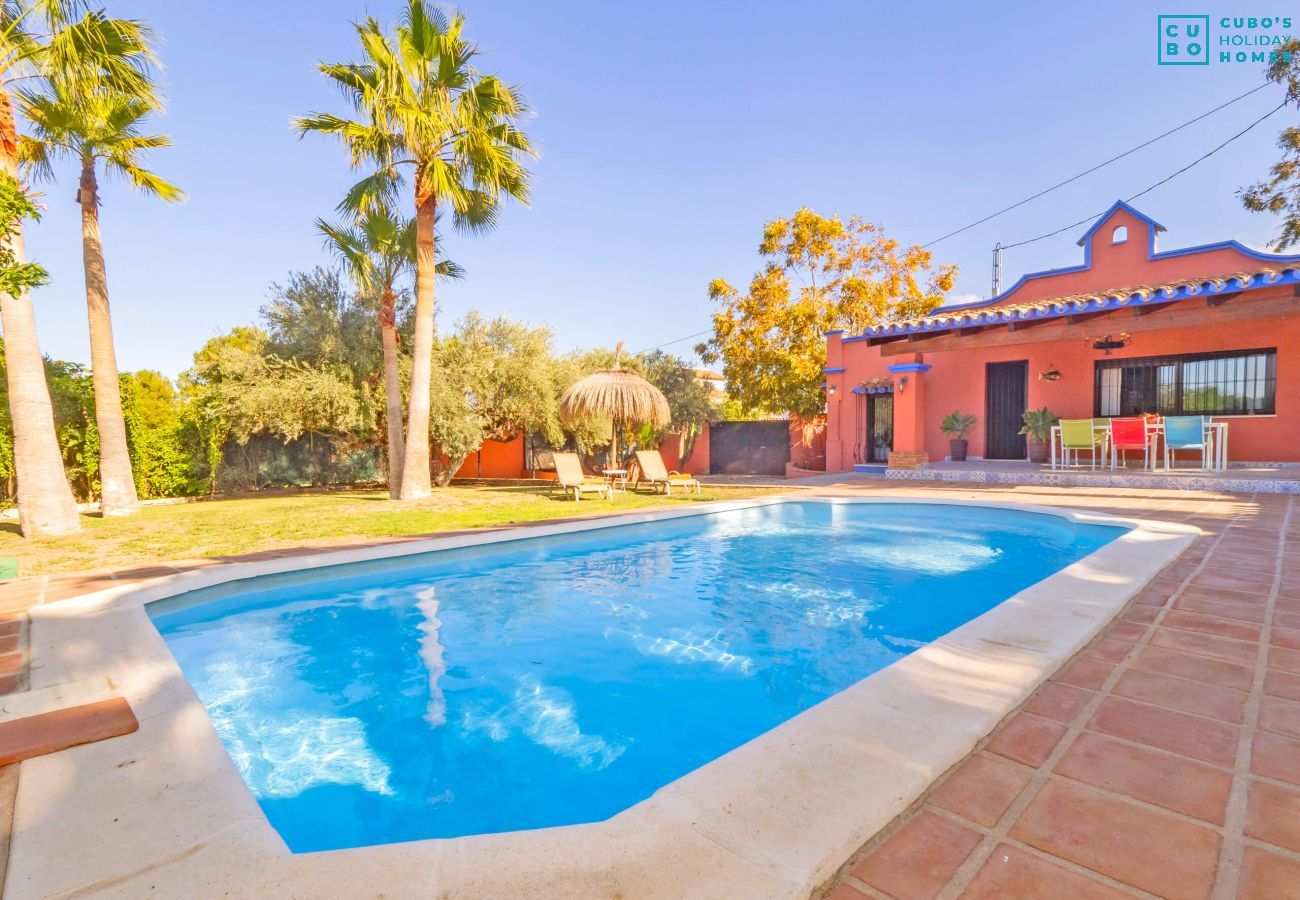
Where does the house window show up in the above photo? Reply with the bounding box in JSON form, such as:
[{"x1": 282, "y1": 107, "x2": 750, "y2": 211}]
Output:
[
  {"x1": 1112, "y1": 225, "x2": 1128, "y2": 244},
  {"x1": 1094, "y1": 348, "x2": 1276, "y2": 417}
]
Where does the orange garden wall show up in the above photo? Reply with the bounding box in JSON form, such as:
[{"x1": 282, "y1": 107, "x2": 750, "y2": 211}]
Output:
[
  {"x1": 449, "y1": 418, "x2": 810, "y2": 481},
  {"x1": 789, "y1": 415, "x2": 827, "y2": 470},
  {"x1": 658, "y1": 423, "x2": 711, "y2": 476},
  {"x1": 452, "y1": 434, "x2": 527, "y2": 479},
  {"x1": 824, "y1": 202, "x2": 1300, "y2": 469}
]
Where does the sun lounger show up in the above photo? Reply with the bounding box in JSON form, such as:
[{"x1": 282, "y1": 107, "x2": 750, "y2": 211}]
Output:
[
  {"x1": 553, "y1": 452, "x2": 611, "y2": 501},
  {"x1": 635, "y1": 450, "x2": 701, "y2": 496}
]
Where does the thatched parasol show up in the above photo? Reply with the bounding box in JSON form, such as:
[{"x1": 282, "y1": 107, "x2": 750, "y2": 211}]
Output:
[{"x1": 559, "y1": 342, "x2": 671, "y2": 471}]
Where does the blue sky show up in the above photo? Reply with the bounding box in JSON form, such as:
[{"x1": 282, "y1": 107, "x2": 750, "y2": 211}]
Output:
[{"x1": 19, "y1": 1, "x2": 1298, "y2": 377}]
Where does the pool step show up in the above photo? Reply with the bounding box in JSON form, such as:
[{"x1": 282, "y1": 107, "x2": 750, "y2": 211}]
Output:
[{"x1": 852, "y1": 464, "x2": 889, "y2": 475}]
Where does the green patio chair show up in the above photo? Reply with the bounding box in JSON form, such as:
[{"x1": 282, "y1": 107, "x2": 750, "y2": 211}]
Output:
[{"x1": 1060, "y1": 418, "x2": 1106, "y2": 470}]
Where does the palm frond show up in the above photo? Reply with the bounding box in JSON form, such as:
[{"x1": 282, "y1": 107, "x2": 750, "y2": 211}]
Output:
[
  {"x1": 15, "y1": 133, "x2": 57, "y2": 181},
  {"x1": 435, "y1": 257, "x2": 464, "y2": 279},
  {"x1": 316, "y1": 216, "x2": 376, "y2": 292},
  {"x1": 42, "y1": 11, "x2": 157, "y2": 102},
  {"x1": 338, "y1": 166, "x2": 406, "y2": 216},
  {"x1": 103, "y1": 152, "x2": 183, "y2": 202}
]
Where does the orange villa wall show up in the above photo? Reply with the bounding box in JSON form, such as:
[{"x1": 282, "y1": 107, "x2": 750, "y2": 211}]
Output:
[
  {"x1": 827, "y1": 312, "x2": 1299, "y2": 467},
  {"x1": 824, "y1": 203, "x2": 1300, "y2": 468},
  {"x1": 987, "y1": 207, "x2": 1272, "y2": 308}
]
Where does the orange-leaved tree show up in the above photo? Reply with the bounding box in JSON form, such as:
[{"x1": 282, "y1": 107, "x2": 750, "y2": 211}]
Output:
[{"x1": 698, "y1": 208, "x2": 956, "y2": 418}]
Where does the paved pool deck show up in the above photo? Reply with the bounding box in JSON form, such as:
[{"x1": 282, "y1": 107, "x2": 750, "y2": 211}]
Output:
[
  {"x1": 0, "y1": 479, "x2": 1295, "y2": 898},
  {"x1": 819, "y1": 482, "x2": 1299, "y2": 900}
]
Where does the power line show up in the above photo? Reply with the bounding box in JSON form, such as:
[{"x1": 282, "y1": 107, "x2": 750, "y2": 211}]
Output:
[
  {"x1": 631, "y1": 329, "x2": 713, "y2": 356},
  {"x1": 999, "y1": 100, "x2": 1287, "y2": 251},
  {"x1": 921, "y1": 82, "x2": 1273, "y2": 249},
  {"x1": 639, "y1": 84, "x2": 1284, "y2": 355}
]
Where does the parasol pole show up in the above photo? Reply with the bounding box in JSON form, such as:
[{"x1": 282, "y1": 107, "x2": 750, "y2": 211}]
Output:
[{"x1": 609, "y1": 341, "x2": 624, "y2": 470}]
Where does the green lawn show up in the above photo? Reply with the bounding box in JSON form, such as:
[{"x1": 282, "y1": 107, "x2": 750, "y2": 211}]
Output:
[{"x1": 0, "y1": 483, "x2": 791, "y2": 577}]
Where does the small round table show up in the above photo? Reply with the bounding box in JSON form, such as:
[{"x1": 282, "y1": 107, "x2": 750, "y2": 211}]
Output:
[{"x1": 603, "y1": 468, "x2": 629, "y2": 494}]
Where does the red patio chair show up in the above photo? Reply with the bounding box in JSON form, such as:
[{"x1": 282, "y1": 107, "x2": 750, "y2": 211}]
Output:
[{"x1": 1110, "y1": 417, "x2": 1152, "y2": 470}]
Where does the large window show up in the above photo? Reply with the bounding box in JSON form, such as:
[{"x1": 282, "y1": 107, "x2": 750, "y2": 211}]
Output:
[{"x1": 1095, "y1": 348, "x2": 1276, "y2": 417}]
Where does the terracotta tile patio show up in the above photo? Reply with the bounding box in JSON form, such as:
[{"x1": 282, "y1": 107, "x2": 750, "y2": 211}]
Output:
[
  {"x1": 825, "y1": 484, "x2": 1300, "y2": 900},
  {"x1": 0, "y1": 480, "x2": 1296, "y2": 898}
]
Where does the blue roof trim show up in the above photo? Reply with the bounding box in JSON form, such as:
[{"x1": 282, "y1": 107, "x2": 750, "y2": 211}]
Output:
[
  {"x1": 823, "y1": 329, "x2": 845, "y2": 337},
  {"x1": 823, "y1": 366, "x2": 846, "y2": 374},
  {"x1": 851, "y1": 269, "x2": 1300, "y2": 342},
  {"x1": 1075, "y1": 200, "x2": 1165, "y2": 248},
  {"x1": 888, "y1": 363, "x2": 932, "y2": 373},
  {"x1": 916, "y1": 201, "x2": 1300, "y2": 317}
]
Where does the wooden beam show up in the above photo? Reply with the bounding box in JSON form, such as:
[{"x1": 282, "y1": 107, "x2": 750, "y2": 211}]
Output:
[
  {"x1": 866, "y1": 335, "x2": 906, "y2": 347},
  {"x1": 1133, "y1": 301, "x2": 1177, "y2": 317},
  {"x1": 1007, "y1": 318, "x2": 1051, "y2": 332}
]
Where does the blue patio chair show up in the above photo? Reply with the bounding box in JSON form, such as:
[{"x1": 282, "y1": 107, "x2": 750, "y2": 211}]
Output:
[{"x1": 1164, "y1": 415, "x2": 1209, "y2": 471}]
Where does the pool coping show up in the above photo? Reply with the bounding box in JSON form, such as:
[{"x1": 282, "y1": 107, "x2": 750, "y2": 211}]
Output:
[{"x1": 5, "y1": 494, "x2": 1198, "y2": 898}]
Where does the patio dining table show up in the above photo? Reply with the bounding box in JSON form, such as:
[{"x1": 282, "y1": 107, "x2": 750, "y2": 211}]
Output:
[{"x1": 1049, "y1": 419, "x2": 1228, "y2": 472}]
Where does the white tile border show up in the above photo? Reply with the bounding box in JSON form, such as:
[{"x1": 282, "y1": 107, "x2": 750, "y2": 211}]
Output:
[{"x1": 5, "y1": 495, "x2": 1198, "y2": 899}]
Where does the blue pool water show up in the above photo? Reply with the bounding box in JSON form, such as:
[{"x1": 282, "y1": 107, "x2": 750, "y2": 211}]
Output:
[{"x1": 151, "y1": 501, "x2": 1123, "y2": 852}]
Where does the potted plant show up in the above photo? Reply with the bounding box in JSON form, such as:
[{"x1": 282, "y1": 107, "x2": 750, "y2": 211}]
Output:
[
  {"x1": 939, "y1": 410, "x2": 977, "y2": 462},
  {"x1": 1019, "y1": 406, "x2": 1059, "y2": 464}
]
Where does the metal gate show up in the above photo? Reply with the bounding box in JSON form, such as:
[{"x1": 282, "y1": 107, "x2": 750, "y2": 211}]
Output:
[
  {"x1": 867, "y1": 395, "x2": 893, "y2": 463},
  {"x1": 708, "y1": 421, "x2": 791, "y2": 475},
  {"x1": 984, "y1": 361, "x2": 1028, "y2": 459}
]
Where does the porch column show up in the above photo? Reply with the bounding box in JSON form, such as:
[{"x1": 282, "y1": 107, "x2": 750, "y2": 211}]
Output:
[
  {"x1": 824, "y1": 331, "x2": 848, "y2": 471},
  {"x1": 887, "y1": 358, "x2": 932, "y2": 470}
]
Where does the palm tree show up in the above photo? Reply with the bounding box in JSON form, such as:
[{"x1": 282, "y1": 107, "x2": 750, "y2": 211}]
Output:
[
  {"x1": 316, "y1": 205, "x2": 462, "y2": 497},
  {"x1": 296, "y1": 0, "x2": 533, "y2": 500},
  {"x1": 18, "y1": 66, "x2": 182, "y2": 517},
  {"x1": 0, "y1": 2, "x2": 153, "y2": 536}
]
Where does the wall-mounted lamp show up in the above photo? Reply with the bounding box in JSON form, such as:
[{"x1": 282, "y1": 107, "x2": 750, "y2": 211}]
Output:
[
  {"x1": 896, "y1": 375, "x2": 909, "y2": 394},
  {"x1": 1089, "y1": 333, "x2": 1130, "y2": 355},
  {"x1": 1039, "y1": 365, "x2": 1062, "y2": 382},
  {"x1": 827, "y1": 383, "x2": 836, "y2": 396}
]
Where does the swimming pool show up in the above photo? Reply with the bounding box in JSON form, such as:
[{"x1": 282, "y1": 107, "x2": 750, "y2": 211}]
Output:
[{"x1": 151, "y1": 500, "x2": 1124, "y2": 852}]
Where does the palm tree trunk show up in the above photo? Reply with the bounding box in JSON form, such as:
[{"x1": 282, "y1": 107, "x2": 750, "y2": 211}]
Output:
[
  {"x1": 398, "y1": 191, "x2": 437, "y2": 500},
  {"x1": 380, "y1": 286, "x2": 404, "y2": 498},
  {"x1": 78, "y1": 157, "x2": 139, "y2": 516},
  {"x1": 0, "y1": 93, "x2": 80, "y2": 538}
]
